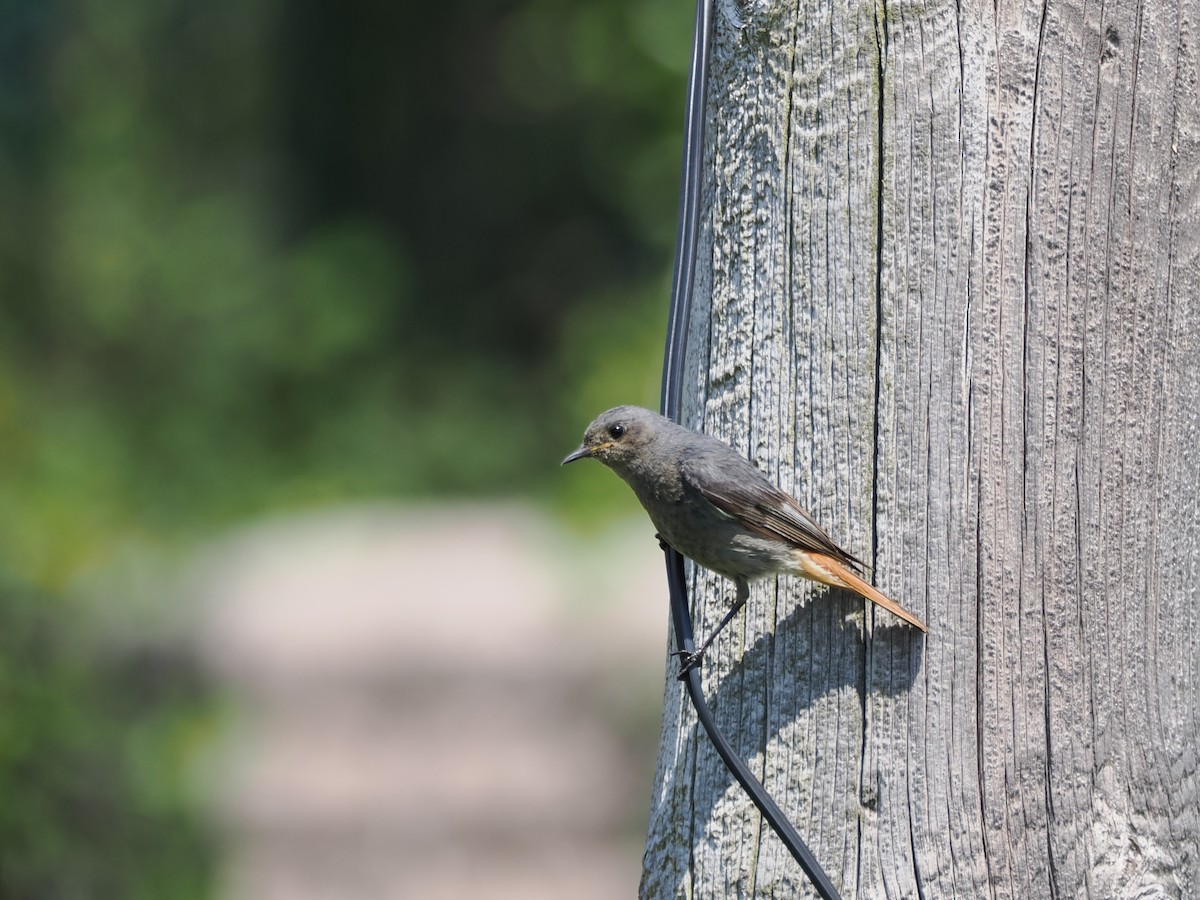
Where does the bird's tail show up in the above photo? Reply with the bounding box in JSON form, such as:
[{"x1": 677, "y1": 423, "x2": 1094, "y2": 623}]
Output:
[{"x1": 797, "y1": 551, "x2": 928, "y2": 632}]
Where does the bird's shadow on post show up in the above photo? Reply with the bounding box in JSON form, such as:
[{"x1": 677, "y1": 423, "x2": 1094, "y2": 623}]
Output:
[{"x1": 675, "y1": 586, "x2": 926, "y2": 834}]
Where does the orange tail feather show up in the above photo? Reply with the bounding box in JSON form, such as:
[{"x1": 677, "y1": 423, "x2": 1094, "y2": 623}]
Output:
[{"x1": 797, "y1": 552, "x2": 928, "y2": 632}]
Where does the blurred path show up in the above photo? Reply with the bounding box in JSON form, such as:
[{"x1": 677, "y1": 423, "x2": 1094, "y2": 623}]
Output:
[{"x1": 190, "y1": 504, "x2": 665, "y2": 900}]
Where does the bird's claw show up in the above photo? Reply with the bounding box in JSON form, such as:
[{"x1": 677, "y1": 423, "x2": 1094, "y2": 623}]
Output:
[
  {"x1": 672, "y1": 648, "x2": 705, "y2": 679},
  {"x1": 655, "y1": 532, "x2": 672, "y2": 552}
]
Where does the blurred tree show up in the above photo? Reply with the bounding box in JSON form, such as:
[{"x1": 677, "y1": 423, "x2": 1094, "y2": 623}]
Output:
[
  {"x1": 0, "y1": 0, "x2": 690, "y2": 584},
  {"x1": 0, "y1": 1, "x2": 692, "y2": 893}
]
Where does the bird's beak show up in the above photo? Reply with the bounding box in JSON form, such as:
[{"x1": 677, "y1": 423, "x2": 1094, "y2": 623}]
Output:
[{"x1": 561, "y1": 444, "x2": 593, "y2": 465}]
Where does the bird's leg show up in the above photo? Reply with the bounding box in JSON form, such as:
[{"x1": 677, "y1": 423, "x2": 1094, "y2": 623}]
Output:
[{"x1": 675, "y1": 580, "x2": 749, "y2": 678}]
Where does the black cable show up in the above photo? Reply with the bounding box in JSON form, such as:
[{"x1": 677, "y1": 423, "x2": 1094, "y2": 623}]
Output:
[{"x1": 658, "y1": 0, "x2": 843, "y2": 896}]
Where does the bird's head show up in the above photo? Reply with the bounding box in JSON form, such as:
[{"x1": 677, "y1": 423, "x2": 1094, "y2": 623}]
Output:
[{"x1": 561, "y1": 405, "x2": 661, "y2": 471}]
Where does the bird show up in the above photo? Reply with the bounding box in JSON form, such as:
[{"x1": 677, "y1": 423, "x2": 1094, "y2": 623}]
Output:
[{"x1": 562, "y1": 405, "x2": 926, "y2": 671}]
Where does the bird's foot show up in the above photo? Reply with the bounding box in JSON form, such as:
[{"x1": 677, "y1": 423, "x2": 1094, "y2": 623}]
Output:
[
  {"x1": 655, "y1": 532, "x2": 672, "y2": 552},
  {"x1": 672, "y1": 648, "x2": 705, "y2": 680}
]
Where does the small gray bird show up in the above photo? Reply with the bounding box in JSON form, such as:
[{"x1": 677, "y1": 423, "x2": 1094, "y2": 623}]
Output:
[{"x1": 563, "y1": 405, "x2": 926, "y2": 669}]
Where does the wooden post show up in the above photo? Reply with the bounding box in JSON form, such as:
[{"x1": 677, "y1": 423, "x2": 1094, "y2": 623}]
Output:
[{"x1": 642, "y1": 0, "x2": 1200, "y2": 895}]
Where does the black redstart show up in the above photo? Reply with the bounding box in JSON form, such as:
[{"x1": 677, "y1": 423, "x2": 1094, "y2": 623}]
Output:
[{"x1": 563, "y1": 405, "x2": 926, "y2": 670}]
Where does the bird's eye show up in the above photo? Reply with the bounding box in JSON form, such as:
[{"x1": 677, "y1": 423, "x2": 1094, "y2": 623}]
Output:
[{"x1": 608, "y1": 423, "x2": 626, "y2": 439}]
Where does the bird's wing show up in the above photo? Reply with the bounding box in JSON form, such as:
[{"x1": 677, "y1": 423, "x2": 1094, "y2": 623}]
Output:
[{"x1": 679, "y1": 449, "x2": 867, "y2": 571}]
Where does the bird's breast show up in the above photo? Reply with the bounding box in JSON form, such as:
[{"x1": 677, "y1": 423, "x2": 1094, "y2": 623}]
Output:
[{"x1": 647, "y1": 495, "x2": 792, "y2": 583}]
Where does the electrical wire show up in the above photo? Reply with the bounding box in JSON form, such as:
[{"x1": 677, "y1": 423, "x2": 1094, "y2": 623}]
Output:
[{"x1": 657, "y1": 0, "x2": 843, "y2": 896}]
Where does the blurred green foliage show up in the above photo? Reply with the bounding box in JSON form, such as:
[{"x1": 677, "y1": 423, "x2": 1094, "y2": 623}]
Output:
[
  {"x1": 0, "y1": 0, "x2": 689, "y2": 587},
  {"x1": 0, "y1": 576, "x2": 216, "y2": 899},
  {"x1": 1, "y1": 0, "x2": 689, "y2": 893}
]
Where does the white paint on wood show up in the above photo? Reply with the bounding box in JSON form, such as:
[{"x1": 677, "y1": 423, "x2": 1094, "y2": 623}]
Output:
[{"x1": 642, "y1": 0, "x2": 1200, "y2": 896}]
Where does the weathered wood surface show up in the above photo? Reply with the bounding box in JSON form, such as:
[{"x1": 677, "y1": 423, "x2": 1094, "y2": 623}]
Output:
[{"x1": 641, "y1": 0, "x2": 1200, "y2": 896}]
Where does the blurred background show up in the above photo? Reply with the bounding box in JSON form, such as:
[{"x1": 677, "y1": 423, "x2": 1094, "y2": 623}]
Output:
[{"x1": 0, "y1": 0, "x2": 691, "y2": 896}]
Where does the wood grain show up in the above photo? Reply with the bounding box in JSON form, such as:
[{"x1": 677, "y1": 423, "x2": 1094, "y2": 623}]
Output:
[{"x1": 642, "y1": 0, "x2": 1200, "y2": 896}]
